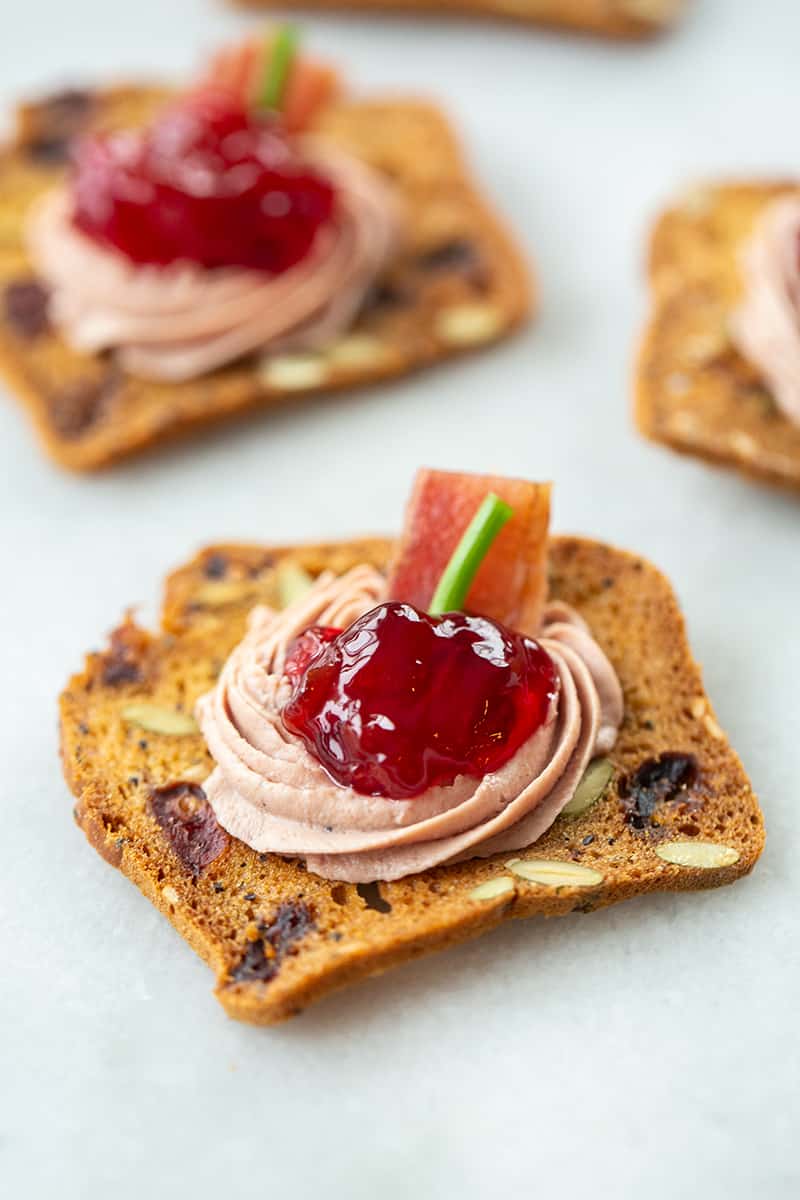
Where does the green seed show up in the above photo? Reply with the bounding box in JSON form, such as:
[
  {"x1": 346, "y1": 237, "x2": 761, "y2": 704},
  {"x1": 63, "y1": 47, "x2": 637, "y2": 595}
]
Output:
[
  {"x1": 121, "y1": 703, "x2": 199, "y2": 736},
  {"x1": 655, "y1": 841, "x2": 739, "y2": 869},
  {"x1": 468, "y1": 877, "x2": 515, "y2": 901},
  {"x1": 277, "y1": 562, "x2": 314, "y2": 609},
  {"x1": 562, "y1": 757, "x2": 614, "y2": 818},
  {"x1": 507, "y1": 859, "x2": 603, "y2": 887}
]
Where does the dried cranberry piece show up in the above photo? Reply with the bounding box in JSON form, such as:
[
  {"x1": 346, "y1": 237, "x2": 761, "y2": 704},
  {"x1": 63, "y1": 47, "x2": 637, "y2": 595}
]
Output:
[
  {"x1": 149, "y1": 783, "x2": 229, "y2": 876},
  {"x1": 99, "y1": 619, "x2": 148, "y2": 687},
  {"x1": 231, "y1": 901, "x2": 315, "y2": 984},
  {"x1": 24, "y1": 89, "x2": 95, "y2": 165},
  {"x1": 619, "y1": 753, "x2": 699, "y2": 831},
  {"x1": 27, "y1": 137, "x2": 72, "y2": 165},
  {"x1": 37, "y1": 89, "x2": 94, "y2": 126},
  {"x1": 262, "y1": 900, "x2": 315, "y2": 949},
  {"x1": 203, "y1": 553, "x2": 229, "y2": 579},
  {"x1": 101, "y1": 659, "x2": 141, "y2": 687},
  {"x1": 4, "y1": 280, "x2": 50, "y2": 338},
  {"x1": 49, "y1": 369, "x2": 120, "y2": 438},
  {"x1": 362, "y1": 279, "x2": 414, "y2": 314},
  {"x1": 231, "y1": 940, "x2": 277, "y2": 984},
  {"x1": 416, "y1": 239, "x2": 479, "y2": 273}
]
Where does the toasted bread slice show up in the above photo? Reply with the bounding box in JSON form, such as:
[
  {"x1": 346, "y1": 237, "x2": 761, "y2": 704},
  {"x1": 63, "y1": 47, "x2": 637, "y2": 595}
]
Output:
[
  {"x1": 231, "y1": 0, "x2": 685, "y2": 39},
  {"x1": 59, "y1": 534, "x2": 763, "y2": 1025},
  {"x1": 636, "y1": 181, "x2": 800, "y2": 491},
  {"x1": 0, "y1": 87, "x2": 530, "y2": 470}
]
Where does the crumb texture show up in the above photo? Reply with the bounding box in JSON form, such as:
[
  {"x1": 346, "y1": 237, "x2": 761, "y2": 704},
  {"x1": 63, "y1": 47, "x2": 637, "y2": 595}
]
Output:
[{"x1": 60, "y1": 535, "x2": 764, "y2": 1024}]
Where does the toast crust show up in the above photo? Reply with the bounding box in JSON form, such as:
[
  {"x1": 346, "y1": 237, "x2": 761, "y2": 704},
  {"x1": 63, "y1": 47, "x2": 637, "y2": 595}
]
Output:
[
  {"x1": 60, "y1": 534, "x2": 763, "y2": 1024},
  {"x1": 231, "y1": 0, "x2": 685, "y2": 39},
  {"x1": 636, "y1": 181, "x2": 800, "y2": 491},
  {"x1": 0, "y1": 87, "x2": 530, "y2": 470}
]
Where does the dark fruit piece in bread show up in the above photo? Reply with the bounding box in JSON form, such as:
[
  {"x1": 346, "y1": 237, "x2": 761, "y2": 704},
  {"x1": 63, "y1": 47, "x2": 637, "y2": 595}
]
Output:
[
  {"x1": 0, "y1": 87, "x2": 530, "y2": 470},
  {"x1": 636, "y1": 181, "x2": 800, "y2": 492},
  {"x1": 59, "y1": 535, "x2": 763, "y2": 1024},
  {"x1": 230, "y1": 0, "x2": 685, "y2": 40}
]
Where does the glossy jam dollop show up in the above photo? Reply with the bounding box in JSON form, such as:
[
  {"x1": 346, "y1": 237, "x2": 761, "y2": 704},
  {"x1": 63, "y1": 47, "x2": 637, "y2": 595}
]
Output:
[
  {"x1": 71, "y1": 89, "x2": 336, "y2": 272},
  {"x1": 282, "y1": 602, "x2": 558, "y2": 799}
]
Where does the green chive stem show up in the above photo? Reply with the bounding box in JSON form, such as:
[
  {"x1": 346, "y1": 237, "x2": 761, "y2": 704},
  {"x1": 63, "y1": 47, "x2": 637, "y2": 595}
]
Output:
[
  {"x1": 428, "y1": 492, "x2": 513, "y2": 616},
  {"x1": 259, "y1": 25, "x2": 298, "y2": 111}
]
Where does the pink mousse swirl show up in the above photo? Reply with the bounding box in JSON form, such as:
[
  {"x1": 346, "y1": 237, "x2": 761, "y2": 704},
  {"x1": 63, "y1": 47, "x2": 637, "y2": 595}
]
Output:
[
  {"x1": 196, "y1": 566, "x2": 624, "y2": 883},
  {"x1": 26, "y1": 143, "x2": 401, "y2": 383},
  {"x1": 731, "y1": 193, "x2": 800, "y2": 425}
]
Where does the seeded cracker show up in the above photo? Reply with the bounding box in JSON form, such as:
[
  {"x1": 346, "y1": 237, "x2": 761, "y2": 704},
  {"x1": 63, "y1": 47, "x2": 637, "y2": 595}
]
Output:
[
  {"x1": 636, "y1": 182, "x2": 800, "y2": 491},
  {"x1": 231, "y1": 0, "x2": 685, "y2": 39},
  {"x1": 0, "y1": 87, "x2": 530, "y2": 470},
  {"x1": 60, "y1": 535, "x2": 763, "y2": 1024}
]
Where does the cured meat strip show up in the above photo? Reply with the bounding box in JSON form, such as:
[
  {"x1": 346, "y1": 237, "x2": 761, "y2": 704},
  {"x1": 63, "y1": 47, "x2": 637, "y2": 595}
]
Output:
[{"x1": 387, "y1": 468, "x2": 551, "y2": 635}]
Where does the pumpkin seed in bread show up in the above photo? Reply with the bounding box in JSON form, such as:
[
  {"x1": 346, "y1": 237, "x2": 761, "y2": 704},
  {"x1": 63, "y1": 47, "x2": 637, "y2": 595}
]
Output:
[
  {"x1": 60, "y1": 534, "x2": 763, "y2": 1025},
  {"x1": 636, "y1": 182, "x2": 800, "y2": 492},
  {"x1": 0, "y1": 86, "x2": 530, "y2": 471}
]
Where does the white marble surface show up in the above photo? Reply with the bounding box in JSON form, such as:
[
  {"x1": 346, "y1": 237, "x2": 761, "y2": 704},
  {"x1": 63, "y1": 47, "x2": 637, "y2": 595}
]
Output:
[{"x1": 1, "y1": 2, "x2": 798, "y2": 1197}]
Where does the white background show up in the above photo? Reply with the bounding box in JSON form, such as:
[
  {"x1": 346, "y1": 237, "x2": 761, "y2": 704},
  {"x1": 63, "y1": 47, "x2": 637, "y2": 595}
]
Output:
[{"x1": 1, "y1": 2, "x2": 798, "y2": 1197}]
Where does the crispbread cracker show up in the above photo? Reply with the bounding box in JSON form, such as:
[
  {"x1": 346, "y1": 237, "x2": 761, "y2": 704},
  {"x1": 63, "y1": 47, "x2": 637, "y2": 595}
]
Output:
[
  {"x1": 60, "y1": 535, "x2": 763, "y2": 1025},
  {"x1": 0, "y1": 87, "x2": 530, "y2": 470},
  {"x1": 636, "y1": 181, "x2": 800, "y2": 491},
  {"x1": 232, "y1": 0, "x2": 684, "y2": 39}
]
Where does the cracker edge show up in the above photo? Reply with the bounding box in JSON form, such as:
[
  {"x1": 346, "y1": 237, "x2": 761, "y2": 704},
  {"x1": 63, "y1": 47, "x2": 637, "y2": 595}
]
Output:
[
  {"x1": 230, "y1": 0, "x2": 685, "y2": 40},
  {"x1": 0, "y1": 94, "x2": 533, "y2": 472},
  {"x1": 633, "y1": 180, "x2": 800, "y2": 493},
  {"x1": 59, "y1": 534, "x2": 764, "y2": 1024}
]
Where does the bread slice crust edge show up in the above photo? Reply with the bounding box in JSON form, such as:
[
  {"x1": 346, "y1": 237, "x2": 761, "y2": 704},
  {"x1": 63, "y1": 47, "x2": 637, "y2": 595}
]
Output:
[
  {"x1": 60, "y1": 534, "x2": 764, "y2": 1024},
  {"x1": 635, "y1": 180, "x2": 800, "y2": 491},
  {"x1": 0, "y1": 87, "x2": 531, "y2": 470}
]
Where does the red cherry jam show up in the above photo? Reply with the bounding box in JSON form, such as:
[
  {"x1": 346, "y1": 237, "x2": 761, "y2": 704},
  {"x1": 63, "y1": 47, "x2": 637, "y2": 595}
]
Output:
[
  {"x1": 284, "y1": 626, "x2": 341, "y2": 687},
  {"x1": 71, "y1": 89, "x2": 336, "y2": 272},
  {"x1": 282, "y1": 603, "x2": 558, "y2": 799}
]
